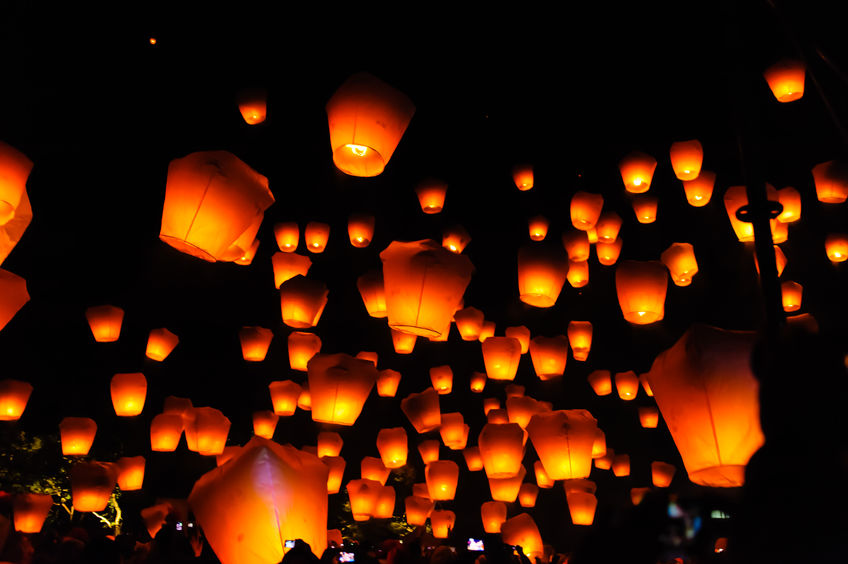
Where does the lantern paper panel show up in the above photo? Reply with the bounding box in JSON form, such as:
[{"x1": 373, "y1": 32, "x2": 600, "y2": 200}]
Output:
[
  {"x1": 488, "y1": 466, "x2": 526, "y2": 502},
  {"x1": 376, "y1": 427, "x2": 408, "y2": 468},
  {"x1": 240, "y1": 326, "x2": 274, "y2": 362},
  {"x1": 60, "y1": 417, "x2": 97, "y2": 455},
  {"x1": 481, "y1": 501, "x2": 507, "y2": 533},
  {"x1": 0, "y1": 141, "x2": 33, "y2": 263},
  {"x1": 478, "y1": 422, "x2": 526, "y2": 478},
  {"x1": 526, "y1": 410, "x2": 599, "y2": 480},
  {"x1": 308, "y1": 353, "x2": 377, "y2": 426},
  {"x1": 280, "y1": 275, "x2": 329, "y2": 329},
  {"x1": 269, "y1": 380, "x2": 302, "y2": 416},
  {"x1": 71, "y1": 461, "x2": 117, "y2": 512},
  {"x1": 405, "y1": 496, "x2": 434, "y2": 527},
  {"x1": 529, "y1": 336, "x2": 568, "y2": 380},
  {"x1": 272, "y1": 252, "x2": 312, "y2": 289},
  {"x1": 430, "y1": 510, "x2": 456, "y2": 538},
  {"x1": 361, "y1": 457, "x2": 391, "y2": 485},
  {"x1": 110, "y1": 372, "x2": 147, "y2": 416},
  {"x1": 500, "y1": 513, "x2": 544, "y2": 561}
]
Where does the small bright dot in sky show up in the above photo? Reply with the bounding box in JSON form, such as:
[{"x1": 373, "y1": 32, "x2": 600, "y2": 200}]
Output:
[{"x1": 149, "y1": 37, "x2": 157, "y2": 45}]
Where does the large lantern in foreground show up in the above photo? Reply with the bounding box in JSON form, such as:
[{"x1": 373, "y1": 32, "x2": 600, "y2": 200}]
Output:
[
  {"x1": 326, "y1": 72, "x2": 415, "y2": 177},
  {"x1": 380, "y1": 240, "x2": 473, "y2": 338},
  {"x1": 146, "y1": 328, "x2": 179, "y2": 361},
  {"x1": 85, "y1": 305, "x2": 124, "y2": 342},
  {"x1": 646, "y1": 324, "x2": 764, "y2": 487},
  {"x1": 111, "y1": 372, "x2": 147, "y2": 416},
  {"x1": 616, "y1": 260, "x2": 667, "y2": 324},
  {"x1": 526, "y1": 410, "x2": 599, "y2": 480},
  {"x1": 240, "y1": 326, "x2": 274, "y2": 362},
  {"x1": 763, "y1": 59, "x2": 806, "y2": 103},
  {"x1": 308, "y1": 353, "x2": 376, "y2": 426},
  {"x1": 71, "y1": 461, "x2": 117, "y2": 512},
  {"x1": 0, "y1": 378, "x2": 33, "y2": 421},
  {"x1": 517, "y1": 245, "x2": 569, "y2": 307},
  {"x1": 13, "y1": 493, "x2": 53, "y2": 533},
  {"x1": 501, "y1": 513, "x2": 544, "y2": 561}
]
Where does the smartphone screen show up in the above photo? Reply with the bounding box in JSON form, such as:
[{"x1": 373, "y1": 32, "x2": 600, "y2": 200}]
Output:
[
  {"x1": 339, "y1": 552, "x2": 355, "y2": 562},
  {"x1": 467, "y1": 538, "x2": 484, "y2": 551},
  {"x1": 285, "y1": 540, "x2": 295, "y2": 548}
]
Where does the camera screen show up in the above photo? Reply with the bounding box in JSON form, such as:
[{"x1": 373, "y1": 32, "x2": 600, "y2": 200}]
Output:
[{"x1": 467, "y1": 539, "x2": 484, "y2": 551}]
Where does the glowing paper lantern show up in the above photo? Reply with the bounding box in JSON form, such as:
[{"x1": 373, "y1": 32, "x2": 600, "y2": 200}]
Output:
[
  {"x1": 380, "y1": 240, "x2": 473, "y2": 338},
  {"x1": 630, "y1": 487, "x2": 650, "y2": 505},
  {"x1": 374, "y1": 485, "x2": 396, "y2": 519},
  {"x1": 60, "y1": 417, "x2": 97, "y2": 455},
  {"x1": 297, "y1": 386, "x2": 312, "y2": 411},
  {"x1": 781, "y1": 281, "x2": 803, "y2": 312},
  {"x1": 285, "y1": 331, "x2": 320, "y2": 372},
  {"x1": 566, "y1": 259, "x2": 589, "y2": 288},
  {"x1": 478, "y1": 321, "x2": 495, "y2": 342},
  {"x1": 401, "y1": 388, "x2": 441, "y2": 433},
  {"x1": 189, "y1": 438, "x2": 328, "y2": 562},
  {"x1": 439, "y1": 412, "x2": 470, "y2": 450},
  {"x1": 390, "y1": 328, "x2": 417, "y2": 354},
  {"x1": 0, "y1": 141, "x2": 33, "y2": 240},
  {"x1": 377, "y1": 369, "x2": 401, "y2": 397},
  {"x1": 415, "y1": 179, "x2": 447, "y2": 214},
  {"x1": 507, "y1": 396, "x2": 548, "y2": 429},
  {"x1": 518, "y1": 244, "x2": 569, "y2": 307},
  {"x1": 478, "y1": 422, "x2": 525, "y2": 478},
  {"x1": 304, "y1": 221, "x2": 330, "y2": 253},
  {"x1": 528, "y1": 215, "x2": 549, "y2": 241},
  {"x1": 715, "y1": 538, "x2": 729, "y2": 553},
  {"x1": 612, "y1": 454, "x2": 630, "y2": 476},
  {"x1": 669, "y1": 140, "x2": 703, "y2": 181},
  {"x1": 145, "y1": 328, "x2": 179, "y2": 362},
  {"x1": 353, "y1": 271, "x2": 387, "y2": 319},
  {"x1": 591, "y1": 429, "x2": 607, "y2": 459},
  {"x1": 566, "y1": 490, "x2": 597, "y2": 526},
  {"x1": 0, "y1": 379, "x2": 32, "y2": 421},
  {"x1": 595, "y1": 448, "x2": 614, "y2": 470},
  {"x1": 348, "y1": 213, "x2": 375, "y2": 248},
  {"x1": 235, "y1": 240, "x2": 260, "y2": 266},
  {"x1": 570, "y1": 191, "x2": 604, "y2": 231},
  {"x1": 620, "y1": 151, "x2": 657, "y2": 193},
  {"x1": 534, "y1": 461, "x2": 554, "y2": 488},
  {"x1": 463, "y1": 447, "x2": 484, "y2": 471},
  {"x1": 280, "y1": 275, "x2": 329, "y2": 329},
  {"x1": 377, "y1": 427, "x2": 408, "y2": 468},
  {"x1": 361, "y1": 456, "x2": 390, "y2": 485},
  {"x1": 483, "y1": 397, "x2": 500, "y2": 415},
  {"x1": 418, "y1": 439, "x2": 440, "y2": 464},
  {"x1": 615, "y1": 260, "x2": 668, "y2": 324},
  {"x1": 326, "y1": 72, "x2": 415, "y2": 177},
  {"x1": 651, "y1": 461, "x2": 676, "y2": 487},
  {"x1": 240, "y1": 326, "x2": 274, "y2": 362},
  {"x1": 323, "y1": 456, "x2": 346, "y2": 494},
  {"x1": 482, "y1": 337, "x2": 522, "y2": 381},
  {"x1": 160, "y1": 151, "x2": 273, "y2": 262},
  {"x1": 237, "y1": 89, "x2": 267, "y2": 125},
  {"x1": 682, "y1": 170, "x2": 715, "y2": 206},
  {"x1": 488, "y1": 466, "x2": 526, "y2": 502},
  {"x1": 439, "y1": 227, "x2": 470, "y2": 257},
  {"x1": 274, "y1": 222, "x2": 299, "y2": 252},
  {"x1": 587, "y1": 370, "x2": 612, "y2": 396},
  {"x1": 640, "y1": 373, "x2": 654, "y2": 397},
  {"x1": 308, "y1": 353, "x2": 377, "y2": 426},
  {"x1": 647, "y1": 324, "x2": 764, "y2": 487},
  {"x1": 12, "y1": 493, "x2": 53, "y2": 533},
  {"x1": 811, "y1": 160, "x2": 848, "y2": 204},
  {"x1": 596, "y1": 238, "x2": 623, "y2": 266},
  {"x1": 753, "y1": 245, "x2": 787, "y2": 277},
  {"x1": 268, "y1": 380, "x2": 302, "y2": 416},
  {"x1": 429, "y1": 365, "x2": 453, "y2": 395},
  {"x1": 566, "y1": 321, "x2": 592, "y2": 361},
  {"x1": 639, "y1": 406, "x2": 659, "y2": 428},
  {"x1": 116, "y1": 456, "x2": 145, "y2": 491},
  {"x1": 763, "y1": 59, "x2": 805, "y2": 102},
  {"x1": 595, "y1": 212, "x2": 622, "y2": 243},
  {"x1": 252, "y1": 411, "x2": 279, "y2": 439},
  {"x1": 825, "y1": 234, "x2": 848, "y2": 263},
  {"x1": 186, "y1": 407, "x2": 230, "y2": 456},
  {"x1": 317, "y1": 432, "x2": 343, "y2": 458},
  {"x1": 562, "y1": 230, "x2": 590, "y2": 261},
  {"x1": 723, "y1": 184, "x2": 785, "y2": 242},
  {"x1": 111, "y1": 372, "x2": 147, "y2": 416},
  {"x1": 71, "y1": 461, "x2": 117, "y2": 512},
  {"x1": 529, "y1": 335, "x2": 568, "y2": 380},
  {"x1": 518, "y1": 483, "x2": 539, "y2": 507},
  {"x1": 505, "y1": 325, "x2": 531, "y2": 354},
  {"x1": 426, "y1": 460, "x2": 459, "y2": 500},
  {"x1": 85, "y1": 305, "x2": 123, "y2": 342},
  {"x1": 526, "y1": 410, "x2": 599, "y2": 480},
  {"x1": 430, "y1": 510, "x2": 456, "y2": 538},
  {"x1": 150, "y1": 413, "x2": 183, "y2": 451},
  {"x1": 470, "y1": 371, "x2": 487, "y2": 393},
  {"x1": 0, "y1": 187, "x2": 31, "y2": 268},
  {"x1": 661, "y1": 243, "x2": 699, "y2": 286},
  {"x1": 405, "y1": 496, "x2": 434, "y2": 526},
  {"x1": 776, "y1": 186, "x2": 801, "y2": 223},
  {"x1": 481, "y1": 501, "x2": 507, "y2": 533},
  {"x1": 488, "y1": 409, "x2": 509, "y2": 424},
  {"x1": 164, "y1": 395, "x2": 193, "y2": 417},
  {"x1": 271, "y1": 252, "x2": 312, "y2": 289},
  {"x1": 355, "y1": 351, "x2": 378, "y2": 366},
  {"x1": 513, "y1": 164, "x2": 534, "y2": 191},
  {"x1": 615, "y1": 371, "x2": 639, "y2": 400},
  {"x1": 632, "y1": 194, "x2": 658, "y2": 224},
  {"x1": 454, "y1": 307, "x2": 485, "y2": 340},
  {"x1": 501, "y1": 513, "x2": 544, "y2": 561}
]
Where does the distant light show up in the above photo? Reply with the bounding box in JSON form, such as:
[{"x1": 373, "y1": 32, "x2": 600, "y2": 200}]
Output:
[
  {"x1": 710, "y1": 509, "x2": 730, "y2": 519},
  {"x1": 346, "y1": 144, "x2": 368, "y2": 157},
  {"x1": 149, "y1": 37, "x2": 157, "y2": 45}
]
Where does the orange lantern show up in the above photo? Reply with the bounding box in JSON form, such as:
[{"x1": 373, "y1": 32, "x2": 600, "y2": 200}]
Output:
[
  {"x1": 517, "y1": 244, "x2": 569, "y2": 307},
  {"x1": 595, "y1": 448, "x2": 614, "y2": 470},
  {"x1": 723, "y1": 184, "x2": 785, "y2": 242},
  {"x1": 612, "y1": 454, "x2": 630, "y2": 476},
  {"x1": 534, "y1": 461, "x2": 554, "y2": 488},
  {"x1": 463, "y1": 446, "x2": 484, "y2": 471},
  {"x1": 390, "y1": 328, "x2": 417, "y2": 354},
  {"x1": 566, "y1": 490, "x2": 597, "y2": 526},
  {"x1": 12, "y1": 493, "x2": 53, "y2": 533},
  {"x1": 482, "y1": 336, "x2": 522, "y2": 381},
  {"x1": 237, "y1": 89, "x2": 267, "y2": 125},
  {"x1": 426, "y1": 460, "x2": 459, "y2": 500},
  {"x1": 566, "y1": 321, "x2": 592, "y2": 361},
  {"x1": 596, "y1": 238, "x2": 623, "y2": 266},
  {"x1": 639, "y1": 406, "x2": 659, "y2": 428},
  {"x1": 377, "y1": 427, "x2": 408, "y2": 468},
  {"x1": 418, "y1": 439, "x2": 440, "y2": 464},
  {"x1": 483, "y1": 397, "x2": 500, "y2": 415},
  {"x1": 430, "y1": 510, "x2": 456, "y2": 539},
  {"x1": 619, "y1": 151, "x2": 657, "y2": 193},
  {"x1": 640, "y1": 373, "x2": 655, "y2": 397},
  {"x1": 164, "y1": 395, "x2": 193, "y2": 416},
  {"x1": 570, "y1": 191, "x2": 604, "y2": 231},
  {"x1": 0, "y1": 141, "x2": 32, "y2": 233},
  {"x1": 116, "y1": 456, "x2": 145, "y2": 491},
  {"x1": 526, "y1": 410, "x2": 598, "y2": 480},
  {"x1": 71, "y1": 461, "x2": 117, "y2": 512},
  {"x1": 347, "y1": 478, "x2": 382, "y2": 521},
  {"x1": 308, "y1": 353, "x2": 376, "y2": 426},
  {"x1": 374, "y1": 485, "x2": 396, "y2": 519},
  {"x1": 380, "y1": 240, "x2": 473, "y2": 338},
  {"x1": 274, "y1": 222, "x2": 299, "y2": 252},
  {"x1": 477, "y1": 320, "x2": 495, "y2": 343},
  {"x1": 825, "y1": 233, "x2": 848, "y2": 263},
  {"x1": 715, "y1": 538, "x2": 729, "y2": 553},
  {"x1": 753, "y1": 245, "x2": 787, "y2": 277},
  {"x1": 317, "y1": 431, "x2": 344, "y2": 458},
  {"x1": 566, "y1": 259, "x2": 589, "y2": 288},
  {"x1": 651, "y1": 461, "x2": 676, "y2": 487},
  {"x1": 268, "y1": 380, "x2": 302, "y2": 416},
  {"x1": 591, "y1": 429, "x2": 607, "y2": 459},
  {"x1": 562, "y1": 230, "x2": 591, "y2": 261},
  {"x1": 488, "y1": 409, "x2": 509, "y2": 424},
  {"x1": 630, "y1": 487, "x2": 651, "y2": 505},
  {"x1": 0, "y1": 270, "x2": 28, "y2": 332},
  {"x1": 356, "y1": 351, "x2": 378, "y2": 366},
  {"x1": 415, "y1": 179, "x2": 447, "y2": 214},
  {"x1": 355, "y1": 270, "x2": 387, "y2": 318},
  {"x1": 682, "y1": 170, "x2": 715, "y2": 206},
  {"x1": 271, "y1": 252, "x2": 312, "y2": 289},
  {"x1": 588, "y1": 228, "x2": 598, "y2": 244},
  {"x1": 348, "y1": 213, "x2": 375, "y2": 248},
  {"x1": 280, "y1": 275, "x2": 329, "y2": 329},
  {"x1": 240, "y1": 326, "x2": 274, "y2": 362},
  {"x1": 647, "y1": 324, "x2": 764, "y2": 487},
  {"x1": 304, "y1": 221, "x2": 330, "y2": 253},
  {"x1": 513, "y1": 164, "x2": 534, "y2": 191},
  {"x1": 595, "y1": 212, "x2": 622, "y2": 243},
  {"x1": 563, "y1": 478, "x2": 597, "y2": 496},
  {"x1": 615, "y1": 260, "x2": 667, "y2": 324},
  {"x1": 443, "y1": 224, "x2": 472, "y2": 254},
  {"x1": 361, "y1": 456, "x2": 391, "y2": 485},
  {"x1": 405, "y1": 495, "x2": 434, "y2": 526},
  {"x1": 150, "y1": 413, "x2": 183, "y2": 451},
  {"x1": 326, "y1": 72, "x2": 415, "y2": 177},
  {"x1": 439, "y1": 412, "x2": 469, "y2": 450},
  {"x1": 323, "y1": 456, "x2": 346, "y2": 494},
  {"x1": 661, "y1": 242, "x2": 699, "y2": 286},
  {"x1": 776, "y1": 186, "x2": 801, "y2": 223},
  {"x1": 811, "y1": 160, "x2": 848, "y2": 204},
  {"x1": 528, "y1": 215, "x2": 549, "y2": 241},
  {"x1": 632, "y1": 194, "x2": 658, "y2": 224},
  {"x1": 615, "y1": 371, "x2": 639, "y2": 400},
  {"x1": 518, "y1": 483, "x2": 539, "y2": 507},
  {"x1": 297, "y1": 386, "x2": 312, "y2": 411},
  {"x1": 506, "y1": 384, "x2": 524, "y2": 401},
  {"x1": 377, "y1": 369, "x2": 402, "y2": 398},
  {"x1": 500, "y1": 513, "x2": 544, "y2": 561},
  {"x1": 763, "y1": 59, "x2": 806, "y2": 102},
  {"x1": 287, "y1": 331, "x2": 321, "y2": 372},
  {"x1": 60, "y1": 417, "x2": 97, "y2": 455},
  {"x1": 507, "y1": 396, "x2": 548, "y2": 429},
  {"x1": 401, "y1": 388, "x2": 441, "y2": 433},
  {"x1": 430, "y1": 365, "x2": 454, "y2": 394},
  {"x1": 454, "y1": 306, "x2": 485, "y2": 341},
  {"x1": 488, "y1": 465, "x2": 526, "y2": 502},
  {"x1": 587, "y1": 370, "x2": 612, "y2": 396},
  {"x1": 481, "y1": 500, "x2": 507, "y2": 533},
  {"x1": 144, "y1": 328, "x2": 179, "y2": 361},
  {"x1": 252, "y1": 411, "x2": 279, "y2": 439},
  {"x1": 669, "y1": 140, "x2": 704, "y2": 181},
  {"x1": 111, "y1": 372, "x2": 147, "y2": 416},
  {"x1": 85, "y1": 305, "x2": 123, "y2": 342},
  {"x1": 185, "y1": 407, "x2": 230, "y2": 456},
  {"x1": 505, "y1": 325, "x2": 531, "y2": 354},
  {"x1": 478, "y1": 422, "x2": 525, "y2": 478},
  {"x1": 781, "y1": 281, "x2": 803, "y2": 312},
  {"x1": 159, "y1": 151, "x2": 273, "y2": 262},
  {"x1": 529, "y1": 335, "x2": 568, "y2": 380},
  {"x1": 470, "y1": 371, "x2": 487, "y2": 393},
  {"x1": 0, "y1": 378, "x2": 32, "y2": 421}
]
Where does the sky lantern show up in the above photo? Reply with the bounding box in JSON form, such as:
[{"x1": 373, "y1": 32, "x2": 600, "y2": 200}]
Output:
[
  {"x1": 186, "y1": 407, "x2": 231, "y2": 456},
  {"x1": 501, "y1": 513, "x2": 544, "y2": 561},
  {"x1": 715, "y1": 538, "x2": 729, "y2": 554},
  {"x1": 401, "y1": 388, "x2": 441, "y2": 433},
  {"x1": 271, "y1": 252, "x2": 312, "y2": 289},
  {"x1": 518, "y1": 483, "x2": 539, "y2": 507},
  {"x1": 482, "y1": 336, "x2": 522, "y2": 380},
  {"x1": 825, "y1": 233, "x2": 848, "y2": 262},
  {"x1": 682, "y1": 170, "x2": 715, "y2": 206},
  {"x1": 356, "y1": 270, "x2": 387, "y2": 319},
  {"x1": 753, "y1": 245, "x2": 787, "y2": 277},
  {"x1": 326, "y1": 72, "x2": 415, "y2": 177},
  {"x1": 355, "y1": 351, "x2": 378, "y2": 366},
  {"x1": 274, "y1": 222, "x2": 299, "y2": 252},
  {"x1": 639, "y1": 406, "x2": 659, "y2": 428},
  {"x1": 287, "y1": 331, "x2": 321, "y2": 372},
  {"x1": 529, "y1": 335, "x2": 568, "y2": 380},
  {"x1": 481, "y1": 501, "x2": 507, "y2": 533},
  {"x1": 150, "y1": 413, "x2": 183, "y2": 451},
  {"x1": 418, "y1": 439, "x2": 440, "y2": 464},
  {"x1": 616, "y1": 260, "x2": 668, "y2": 324},
  {"x1": 377, "y1": 427, "x2": 408, "y2": 468},
  {"x1": 567, "y1": 321, "x2": 592, "y2": 361},
  {"x1": 317, "y1": 431, "x2": 343, "y2": 458},
  {"x1": 640, "y1": 373, "x2": 655, "y2": 396},
  {"x1": 440, "y1": 412, "x2": 470, "y2": 450},
  {"x1": 111, "y1": 372, "x2": 147, "y2": 416},
  {"x1": 562, "y1": 230, "x2": 591, "y2": 262},
  {"x1": 463, "y1": 447, "x2": 484, "y2": 471},
  {"x1": 763, "y1": 59, "x2": 806, "y2": 102},
  {"x1": 442, "y1": 224, "x2": 471, "y2": 254},
  {"x1": 570, "y1": 191, "x2": 604, "y2": 231},
  {"x1": 0, "y1": 379, "x2": 32, "y2": 421},
  {"x1": 430, "y1": 510, "x2": 456, "y2": 538},
  {"x1": 454, "y1": 306, "x2": 485, "y2": 340},
  {"x1": 615, "y1": 371, "x2": 639, "y2": 400},
  {"x1": 145, "y1": 328, "x2": 179, "y2": 361},
  {"x1": 517, "y1": 245, "x2": 569, "y2": 307},
  {"x1": 528, "y1": 215, "x2": 549, "y2": 241},
  {"x1": 60, "y1": 417, "x2": 97, "y2": 455},
  {"x1": 0, "y1": 186, "x2": 31, "y2": 268},
  {"x1": 250, "y1": 411, "x2": 278, "y2": 440},
  {"x1": 477, "y1": 320, "x2": 495, "y2": 342},
  {"x1": 724, "y1": 184, "x2": 786, "y2": 242},
  {"x1": 478, "y1": 422, "x2": 525, "y2": 478},
  {"x1": 377, "y1": 369, "x2": 402, "y2": 397},
  {"x1": 507, "y1": 396, "x2": 548, "y2": 429},
  {"x1": 595, "y1": 448, "x2": 614, "y2": 470},
  {"x1": 596, "y1": 238, "x2": 623, "y2": 266},
  {"x1": 488, "y1": 465, "x2": 526, "y2": 502},
  {"x1": 595, "y1": 212, "x2": 622, "y2": 243},
  {"x1": 612, "y1": 454, "x2": 631, "y2": 476},
  {"x1": 488, "y1": 409, "x2": 509, "y2": 424},
  {"x1": 304, "y1": 221, "x2": 330, "y2": 253},
  {"x1": 236, "y1": 241, "x2": 261, "y2": 265},
  {"x1": 470, "y1": 371, "x2": 487, "y2": 393},
  {"x1": 240, "y1": 326, "x2": 274, "y2": 362},
  {"x1": 811, "y1": 160, "x2": 848, "y2": 203},
  {"x1": 513, "y1": 164, "x2": 534, "y2": 191},
  {"x1": 632, "y1": 194, "x2": 658, "y2": 224},
  {"x1": 160, "y1": 151, "x2": 273, "y2": 262},
  {"x1": 527, "y1": 410, "x2": 598, "y2": 480},
  {"x1": 415, "y1": 179, "x2": 448, "y2": 214},
  {"x1": 534, "y1": 461, "x2": 554, "y2": 488},
  {"x1": 661, "y1": 243, "x2": 699, "y2": 286},
  {"x1": 237, "y1": 89, "x2": 267, "y2": 125},
  {"x1": 505, "y1": 383, "x2": 524, "y2": 398},
  {"x1": 591, "y1": 429, "x2": 607, "y2": 459},
  {"x1": 776, "y1": 186, "x2": 801, "y2": 223},
  {"x1": 0, "y1": 141, "x2": 32, "y2": 241},
  {"x1": 669, "y1": 140, "x2": 704, "y2": 181},
  {"x1": 380, "y1": 239, "x2": 473, "y2": 338},
  {"x1": 116, "y1": 456, "x2": 145, "y2": 491},
  {"x1": 505, "y1": 325, "x2": 531, "y2": 354},
  {"x1": 361, "y1": 457, "x2": 391, "y2": 485},
  {"x1": 164, "y1": 395, "x2": 193, "y2": 417},
  {"x1": 279, "y1": 275, "x2": 329, "y2": 329},
  {"x1": 390, "y1": 328, "x2": 417, "y2": 354},
  {"x1": 426, "y1": 460, "x2": 459, "y2": 500},
  {"x1": 85, "y1": 305, "x2": 123, "y2": 342},
  {"x1": 71, "y1": 461, "x2": 117, "y2": 512},
  {"x1": 348, "y1": 213, "x2": 375, "y2": 248},
  {"x1": 268, "y1": 380, "x2": 302, "y2": 416},
  {"x1": 323, "y1": 456, "x2": 346, "y2": 494},
  {"x1": 647, "y1": 324, "x2": 764, "y2": 487},
  {"x1": 429, "y1": 365, "x2": 453, "y2": 395},
  {"x1": 652, "y1": 461, "x2": 676, "y2": 487},
  {"x1": 298, "y1": 385, "x2": 313, "y2": 410},
  {"x1": 373, "y1": 485, "x2": 396, "y2": 519},
  {"x1": 630, "y1": 487, "x2": 651, "y2": 505},
  {"x1": 619, "y1": 151, "x2": 657, "y2": 193},
  {"x1": 405, "y1": 496, "x2": 434, "y2": 526},
  {"x1": 308, "y1": 353, "x2": 376, "y2": 426},
  {"x1": 781, "y1": 281, "x2": 803, "y2": 312},
  {"x1": 347, "y1": 478, "x2": 382, "y2": 521},
  {"x1": 12, "y1": 493, "x2": 53, "y2": 533},
  {"x1": 566, "y1": 490, "x2": 597, "y2": 526},
  {"x1": 587, "y1": 369, "x2": 612, "y2": 396},
  {"x1": 566, "y1": 259, "x2": 589, "y2": 288}
]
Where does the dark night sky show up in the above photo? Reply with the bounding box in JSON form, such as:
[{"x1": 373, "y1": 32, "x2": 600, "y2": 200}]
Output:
[{"x1": 1, "y1": 0, "x2": 847, "y2": 556}]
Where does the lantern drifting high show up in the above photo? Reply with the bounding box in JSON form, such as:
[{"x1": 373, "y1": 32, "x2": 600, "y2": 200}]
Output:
[
  {"x1": 518, "y1": 483, "x2": 539, "y2": 507},
  {"x1": 481, "y1": 336, "x2": 522, "y2": 381},
  {"x1": 631, "y1": 487, "x2": 651, "y2": 505},
  {"x1": 429, "y1": 365, "x2": 453, "y2": 395},
  {"x1": 682, "y1": 170, "x2": 715, "y2": 206},
  {"x1": 380, "y1": 239, "x2": 473, "y2": 339},
  {"x1": 440, "y1": 412, "x2": 470, "y2": 450},
  {"x1": 488, "y1": 466, "x2": 526, "y2": 502},
  {"x1": 566, "y1": 490, "x2": 597, "y2": 526},
  {"x1": 763, "y1": 59, "x2": 806, "y2": 102},
  {"x1": 481, "y1": 501, "x2": 507, "y2": 533},
  {"x1": 529, "y1": 335, "x2": 568, "y2": 380},
  {"x1": 111, "y1": 372, "x2": 147, "y2": 416},
  {"x1": 478, "y1": 422, "x2": 525, "y2": 478},
  {"x1": 317, "y1": 431, "x2": 344, "y2": 458},
  {"x1": 651, "y1": 461, "x2": 676, "y2": 487},
  {"x1": 517, "y1": 245, "x2": 569, "y2": 307},
  {"x1": 612, "y1": 454, "x2": 630, "y2": 476},
  {"x1": 377, "y1": 369, "x2": 402, "y2": 397},
  {"x1": 13, "y1": 493, "x2": 53, "y2": 533},
  {"x1": 298, "y1": 387, "x2": 312, "y2": 411},
  {"x1": 811, "y1": 160, "x2": 848, "y2": 204},
  {"x1": 632, "y1": 194, "x2": 658, "y2": 224},
  {"x1": 286, "y1": 331, "x2": 321, "y2": 371},
  {"x1": 506, "y1": 396, "x2": 548, "y2": 429},
  {"x1": 361, "y1": 457, "x2": 391, "y2": 485},
  {"x1": 500, "y1": 513, "x2": 544, "y2": 561},
  {"x1": 661, "y1": 243, "x2": 699, "y2": 286},
  {"x1": 0, "y1": 379, "x2": 32, "y2": 421},
  {"x1": 405, "y1": 495, "x2": 434, "y2": 526},
  {"x1": 620, "y1": 151, "x2": 658, "y2": 193},
  {"x1": 562, "y1": 230, "x2": 591, "y2": 261},
  {"x1": 669, "y1": 140, "x2": 704, "y2": 181},
  {"x1": 418, "y1": 439, "x2": 440, "y2": 464},
  {"x1": 776, "y1": 186, "x2": 801, "y2": 223},
  {"x1": 430, "y1": 510, "x2": 456, "y2": 539},
  {"x1": 615, "y1": 371, "x2": 639, "y2": 401},
  {"x1": 71, "y1": 461, "x2": 117, "y2": 512},
  {"x1": 478, "y1": 320, "x2": 495, "y2": 342},
  {"x1": 591, "y1": 429, "x2": 607, "y2": 459},
  {"x1": 454, "y1": 306, "x2": 485, "y2": 340},
  {"x1": 442, "y1": 224, "x2": 471, "y2": 254},
  {"x1": 145, "y1": 328, "x2": 179, "y2": 361},
  {"x1": 616, "y1": 260, "x2": 667, "y2": 324},
  {"x1": 347, "y1": 479, "x2": 382, "y2": 521},
  {"x1": 570, "y1": 191, "x2": 604, "y2": 230},
  {"x1": 513, "y1": 164, "x2": 534, "y2": 191},
  {"x1": 391, "y1": 328, "x2": 417, "y2": 354},
  {"x1": 268, "y1": 380, "x2": 302, "y2": 416},
  {"x1": 825, "y1": 234, "x2": 848, "y2": 263},
  {"x1": 596, "y1": 238, "x2": 623, "y2": 266},
  {"x1": 639, "y1": 406, "x2": 659, "y2": 428},
  {"x1": 781, "y1": 281, "x2": 803, "y2": 312},
  {"x1": 159, "y1": 151, "x2": 273, "y2": 262},
  {"x1": 348, "y1": 213, "x2": 375, "y2": 248},
  {"x1": 304, "y1": 222, "x2": 330, "y2": 253},
  {"x1": 240, "y1": 326, "x2": 274, "y2": 362},
  {"x1": 272, "y1": 252, "x2": 312, "y2": 289},
  {"x1": 377, "y1": 427, "x2": 408, "y2": 468},
  {"x1": 274, "y1": 222, "x2": 299, "y2": 252},
  {"x1": 426, "y1": 460, "x2": 459, "y2": 500},
  {"x1": 534, "y1": 461, "x2": 554, "y2": 488},
  {"x1": 470, "y1": 371, "x2": 487, "y2": 393},
  {"x1": 528, "y1": 216, "x2": 549, "y2": 241},
  {"x1": 373, "y1": 486, "x2": 396, "y2": 519},
  {"x1": 150, "y1": 413, "x2": 183, "y2": 451},
  {"x1": 567, "y1": 259, "x2": 589, "y2": 288},
  {"x1": 401, "y1": 388, "x2": 441, "y2": 433},
  {"x1": 308, "y1": 353, "x2": 376, "y2": 426},
  {"x1": 60, "y1": 417, "x2": 97, "y2": 455},
  {"x1": 85, "y1": 305, "x2": 124, "y2": 342},
  {"x1": 324, "y1": 456, "x2": 346, "y2": 494},
  {"x1": 463, "y1": 447, "x2": 484, "y2": 471},
  {"x1": 415, "y1": 179, "x2": 448, "y2": 214},
  {"x1": 185, "y1": 407, "x2": 230, "y2": 456},
  {"x1": 355, "y1": 270, "x2": 387, "y2": 318},
  {"x1": 116, "y1": 456, "x2": 145, "y2": 491},
  {"x1": 723, "y1": 184, "x2": 786, "y2": 242},
  {"x1": 280, "y1": 275, "x2": 329, "y2": 329},
  {"x1": 647, "y1": 324, "x2": 764, "y2": 487},
  {"x1": 237, "y1": 89, "x2": 267, "y2": 125},
  {"x1": 595, "y1": 211, "x2": 622, "y2": 243},
  {"x1": 526, "y1": 410, "x2": 599, "y2": 480},
  {"x1": 0, "y1": 142, "x2": 33, "y2": 255},
  {"x1": 587, "y1": 369, "x2": 612, "y2": 396},
  {"x1": 355, "y1": 351, "x2": 378, "y2": 366},
  {"x1": 567, "y1": 321, "x2": 592, "y2": 361},
  {"x1": 252, "y1": 411, "x2": 279, "y2": 440}
]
